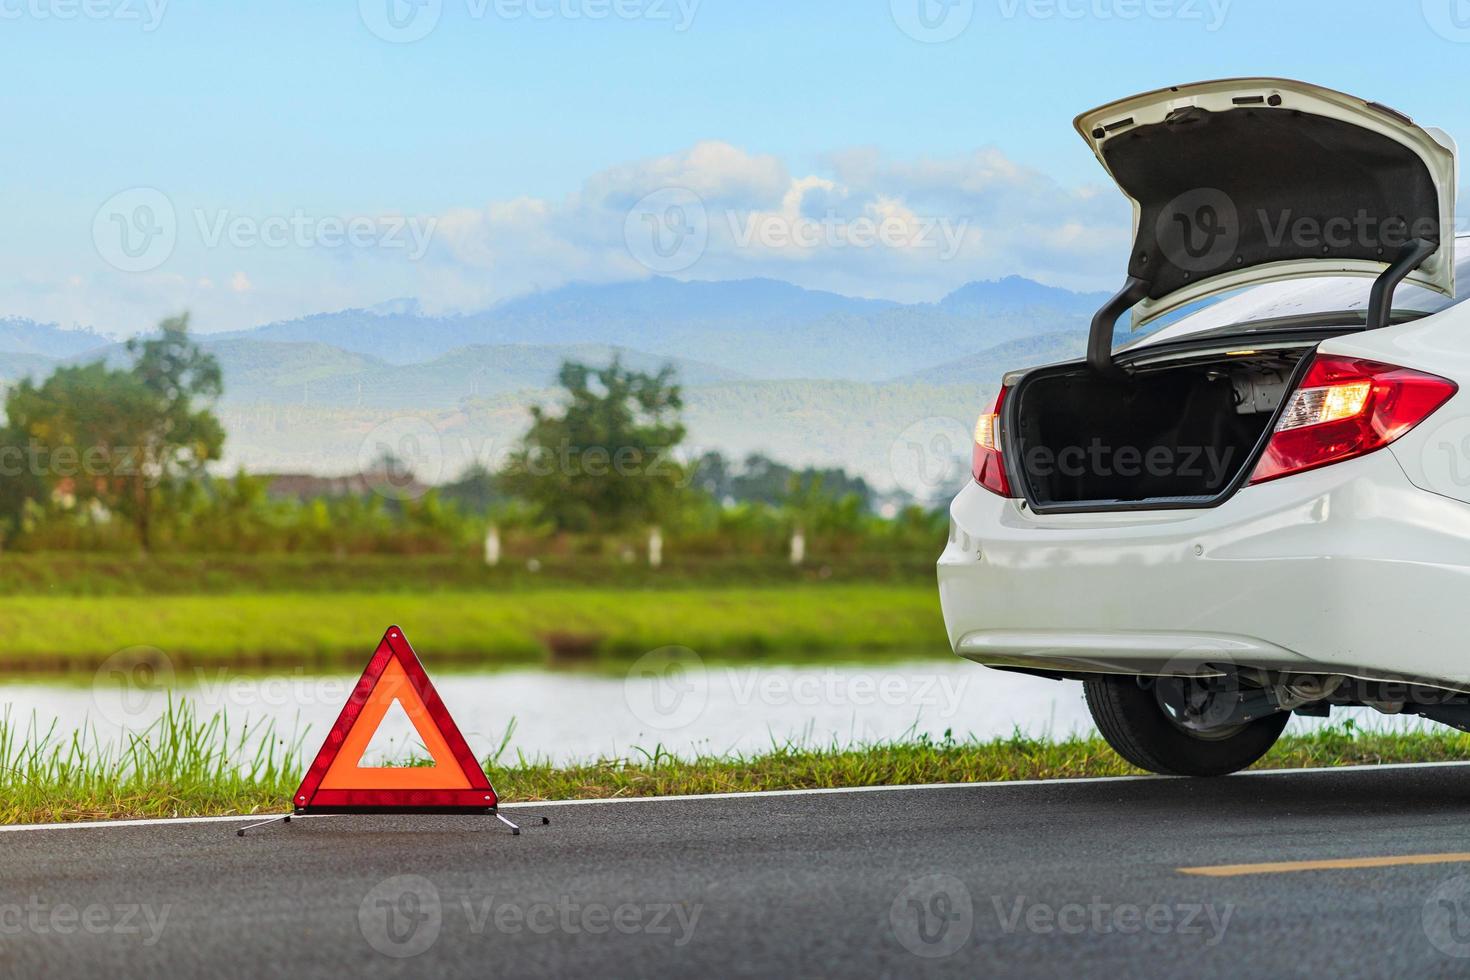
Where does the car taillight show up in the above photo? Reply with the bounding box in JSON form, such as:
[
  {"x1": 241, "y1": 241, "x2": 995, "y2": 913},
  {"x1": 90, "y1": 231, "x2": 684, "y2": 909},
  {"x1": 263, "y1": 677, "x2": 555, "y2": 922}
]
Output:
[
  {"x1": 973, "y1": 387, "x2": 1011, "y2": 496},
  {"x1": 1249, "y1": 354, "x2": 1457, "y2": 484}
]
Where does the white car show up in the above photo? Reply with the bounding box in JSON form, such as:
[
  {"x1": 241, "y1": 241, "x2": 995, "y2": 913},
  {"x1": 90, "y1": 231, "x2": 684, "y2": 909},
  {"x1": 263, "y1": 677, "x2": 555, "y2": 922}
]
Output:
[{"x1": 938, "y1": 78, "x2": 1470, "y2": 776}]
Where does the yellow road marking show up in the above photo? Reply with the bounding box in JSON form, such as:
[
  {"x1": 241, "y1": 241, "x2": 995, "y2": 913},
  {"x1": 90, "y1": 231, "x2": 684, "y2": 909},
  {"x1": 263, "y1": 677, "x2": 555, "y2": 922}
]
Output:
[{"x1": 1180, "y1": 853, "x2": 1470, "y2": 877}]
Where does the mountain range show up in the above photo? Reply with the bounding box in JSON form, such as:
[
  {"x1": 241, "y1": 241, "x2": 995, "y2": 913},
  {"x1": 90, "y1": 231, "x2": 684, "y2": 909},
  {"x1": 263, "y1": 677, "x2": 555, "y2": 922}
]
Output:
[
  {"x1": 0, "y1": 275, "x2": 1101, "y2": 383},
  {"x1": 0, "y1": 275, "x2": 1104, "y2": 493}
]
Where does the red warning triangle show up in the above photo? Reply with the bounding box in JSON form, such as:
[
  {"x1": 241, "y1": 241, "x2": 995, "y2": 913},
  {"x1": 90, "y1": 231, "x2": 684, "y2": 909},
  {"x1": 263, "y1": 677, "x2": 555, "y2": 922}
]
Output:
[{"x1": 293, "y1": 626, "x2": 498, "y2": 813}]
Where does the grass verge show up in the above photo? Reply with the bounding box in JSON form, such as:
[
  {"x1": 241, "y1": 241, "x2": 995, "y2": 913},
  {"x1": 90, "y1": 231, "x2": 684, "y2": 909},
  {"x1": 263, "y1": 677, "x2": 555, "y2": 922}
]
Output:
[
  {"x1": 0, "y1": 553, "x2": 936, "y2": 596},
  {"x1": 3, "y1": 706, "x2": 1465, "y2": 824},
  {"x1": 0, "y1": 585, "x2": 948, "y2": 669}
]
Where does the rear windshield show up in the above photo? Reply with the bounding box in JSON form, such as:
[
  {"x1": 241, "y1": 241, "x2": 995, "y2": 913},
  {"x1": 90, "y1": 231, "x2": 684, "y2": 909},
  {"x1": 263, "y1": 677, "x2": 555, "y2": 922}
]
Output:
[{"x1": 1138, "y1": 239, "x2": 1470, "y2": 345}]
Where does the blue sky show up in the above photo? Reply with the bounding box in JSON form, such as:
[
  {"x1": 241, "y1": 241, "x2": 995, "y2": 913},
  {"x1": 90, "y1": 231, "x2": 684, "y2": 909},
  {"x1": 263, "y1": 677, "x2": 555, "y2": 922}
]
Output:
[{"x1": 5, "y1": 0, "x2": 1470, "y2": 334}]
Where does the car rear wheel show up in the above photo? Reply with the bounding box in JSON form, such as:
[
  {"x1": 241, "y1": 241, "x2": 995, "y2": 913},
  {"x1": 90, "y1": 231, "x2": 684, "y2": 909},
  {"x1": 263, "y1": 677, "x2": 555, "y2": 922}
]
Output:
[{"x1": 1083, "y1": 674, "x2": 1289, "y2": 777}]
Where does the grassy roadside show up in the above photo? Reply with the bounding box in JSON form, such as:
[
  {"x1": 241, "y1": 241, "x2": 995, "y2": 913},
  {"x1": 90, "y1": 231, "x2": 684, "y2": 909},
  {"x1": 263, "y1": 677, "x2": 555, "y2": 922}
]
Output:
[
  {"x1": 6, "y1": 706, "x2": 1466, "y2": 824},
  {"x1": 0, "y1": 553, "x2": 935, "y2": 596},
  {"x1": 0, "y1": 585, "x2": 947, "y2": 669}
]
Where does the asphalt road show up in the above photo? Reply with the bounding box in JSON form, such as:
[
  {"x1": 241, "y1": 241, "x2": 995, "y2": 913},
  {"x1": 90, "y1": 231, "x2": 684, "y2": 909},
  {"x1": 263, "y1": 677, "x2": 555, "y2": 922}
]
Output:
[{"x1": 9, "y1": 764, "x2": 1470, "y2": 978}]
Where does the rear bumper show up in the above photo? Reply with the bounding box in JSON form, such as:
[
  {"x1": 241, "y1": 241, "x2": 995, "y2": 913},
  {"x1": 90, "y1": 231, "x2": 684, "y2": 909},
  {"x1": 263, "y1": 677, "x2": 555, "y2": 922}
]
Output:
[{"x1": 937, "y1": 448, "x2": 1470, "y2": 691}]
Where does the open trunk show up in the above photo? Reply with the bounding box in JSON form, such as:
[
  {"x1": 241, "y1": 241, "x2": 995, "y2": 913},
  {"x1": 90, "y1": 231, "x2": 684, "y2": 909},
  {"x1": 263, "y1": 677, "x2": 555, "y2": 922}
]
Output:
[
  {"x1": 1010, "y1": 346, "x2": 1315, "y2": 511},
  {"x1": 991, "y1": 79, "x2": 1461, "y2": 513}
]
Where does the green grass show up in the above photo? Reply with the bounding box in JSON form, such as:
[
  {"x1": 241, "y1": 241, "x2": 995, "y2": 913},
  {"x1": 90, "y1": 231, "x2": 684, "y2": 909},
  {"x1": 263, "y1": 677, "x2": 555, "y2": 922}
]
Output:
[
  {"x1": 0, "y1": 553, "x2": 935, "y2": 596},
  {"x1": 0, "y1": 585, "x2": 949, "y2": 669},
  {"x1": 3, "y1": 705, "x2": 1465, "y2": 825}
]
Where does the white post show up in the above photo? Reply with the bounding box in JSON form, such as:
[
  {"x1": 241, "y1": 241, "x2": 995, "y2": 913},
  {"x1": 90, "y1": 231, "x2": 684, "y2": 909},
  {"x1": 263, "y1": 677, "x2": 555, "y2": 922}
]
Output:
[
  {"x1": 790, "y1": 526, "x2": 805, "y2": 566},
  {"x1": 483, "y1": 525, "x2": 501, "y2": 567},
  {"x1": 648, "y1": 526, "x2": 663, "y2": 568}
]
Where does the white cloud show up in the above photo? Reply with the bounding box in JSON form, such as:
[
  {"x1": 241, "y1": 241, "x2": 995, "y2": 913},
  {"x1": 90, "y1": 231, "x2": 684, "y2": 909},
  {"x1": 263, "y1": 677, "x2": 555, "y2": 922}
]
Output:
[
  {"x1": 0, "y1": 140, "x2": 1132, "y2": 333},
  {"x1": 415, "y1": 139, "x2": 1130, "y2": 310}
]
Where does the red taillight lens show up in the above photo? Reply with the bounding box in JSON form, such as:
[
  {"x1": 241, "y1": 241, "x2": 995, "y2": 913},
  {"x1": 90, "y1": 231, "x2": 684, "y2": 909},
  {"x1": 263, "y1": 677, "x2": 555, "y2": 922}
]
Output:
[
  {"x1": 1249, "y1": 354, "x2": 1457, "y2": 484},
  {"x1": 972, "y1": 387, "x2": 1011, "y2": 497}
]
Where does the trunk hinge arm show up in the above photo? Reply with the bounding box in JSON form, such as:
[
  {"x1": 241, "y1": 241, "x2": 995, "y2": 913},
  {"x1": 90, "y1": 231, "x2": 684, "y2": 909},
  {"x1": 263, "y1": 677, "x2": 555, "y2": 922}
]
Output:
[
  {"x1": 1367, "y1": 238, "x2": 1437, "y2": 331},
  {"x1": 1086, "y1": 276, "x2": 1151, "y2": 379},
  {"x1": 1088, "y1": 238, "x2": 1438, "y2": 378}
]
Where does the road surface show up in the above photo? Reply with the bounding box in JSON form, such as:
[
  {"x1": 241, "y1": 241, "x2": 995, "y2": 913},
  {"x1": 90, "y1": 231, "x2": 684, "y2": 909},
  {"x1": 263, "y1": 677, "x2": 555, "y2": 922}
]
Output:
[{"x1": 7, "y1": 763, "x2": 1470, "y2": 977}]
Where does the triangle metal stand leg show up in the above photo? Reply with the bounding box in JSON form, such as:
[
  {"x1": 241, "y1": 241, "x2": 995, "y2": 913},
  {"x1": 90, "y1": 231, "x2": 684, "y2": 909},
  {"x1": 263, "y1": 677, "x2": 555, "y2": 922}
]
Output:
[
  {"x1": 236, "y1": 814, "x2": 292, "y2": 837},
  {"x1": 232, "y1": 809, "x2": 549, "y2": 836},
  {"x1": 493, "y1": 811, "x2": 551, "y2": 836}
]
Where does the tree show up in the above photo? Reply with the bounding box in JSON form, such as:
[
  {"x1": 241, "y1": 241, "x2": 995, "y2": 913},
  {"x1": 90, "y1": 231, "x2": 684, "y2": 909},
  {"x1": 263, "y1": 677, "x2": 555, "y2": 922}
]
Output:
[
  {"x1": 440, "y1": 461, "x2": 506, "y2": 514},
  {"x1": 724, "y1": 452, "x2": 875, "y2": 511},
  {"x1": 687, "y1": 450, "x2": 732, "y2": 503},
  {"x1": 122, "y1": 314, "x2": 225, "y2": 547},
  {"x1": 499, "y1": 358, "x2": 685, "y2": 532},
  {"x1": 1, "y1": 313, "x2": 223, "y2": 549}
]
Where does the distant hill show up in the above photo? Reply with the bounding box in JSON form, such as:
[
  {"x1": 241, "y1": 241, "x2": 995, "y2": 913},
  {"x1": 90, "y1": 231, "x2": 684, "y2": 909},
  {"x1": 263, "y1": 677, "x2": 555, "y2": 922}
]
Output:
[
  {"x1": 213, "y1": 275, "x2": 1099, "y2": 382},
  {"x1": 492, "y1": 276, "x2": 897, "y2": 322},
  {"x1": 212, "y1": 341, "x2": 744, "y2": 409},
  {"x1": 937, "y1": 276, "x2": 1111, "y2": 316},
  {"x1": 0, "y1": 317, "x2": 111, "y2": 359},
  {"x1": 0, "y1": 351, "x2": 63, "y2": 385},
  {"x1": 1, "y1": 337, "x2": 742, "y2": 410},
  {"x1": 901, "y1": 330, "x2": 1089, "y2": 385},
  {"x1": 217, "y1": 277, "x2": 898, "y2": 368},
  {"x1": 2, "y1": 274, "x2": 1111, "y2": 489}
]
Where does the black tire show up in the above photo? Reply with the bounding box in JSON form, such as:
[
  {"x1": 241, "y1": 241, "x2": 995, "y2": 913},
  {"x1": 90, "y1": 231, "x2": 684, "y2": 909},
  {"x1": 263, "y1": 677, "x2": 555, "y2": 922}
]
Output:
[{"x1": 1083, "y1": 674, "x2": 1289, "y2": 777}]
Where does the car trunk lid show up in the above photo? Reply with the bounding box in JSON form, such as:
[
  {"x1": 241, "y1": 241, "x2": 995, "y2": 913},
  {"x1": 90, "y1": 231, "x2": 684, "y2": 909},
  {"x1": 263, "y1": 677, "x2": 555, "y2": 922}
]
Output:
[{"x1": 1076, "y1": 77, "x2": 1458, "y2": 331}]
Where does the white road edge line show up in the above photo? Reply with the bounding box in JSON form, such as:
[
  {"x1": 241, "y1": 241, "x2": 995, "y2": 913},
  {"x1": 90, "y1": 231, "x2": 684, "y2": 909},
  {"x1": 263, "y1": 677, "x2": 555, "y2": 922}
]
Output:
[{"x1": 4, "y1": 758, "x2": 1468, "y2": 833}]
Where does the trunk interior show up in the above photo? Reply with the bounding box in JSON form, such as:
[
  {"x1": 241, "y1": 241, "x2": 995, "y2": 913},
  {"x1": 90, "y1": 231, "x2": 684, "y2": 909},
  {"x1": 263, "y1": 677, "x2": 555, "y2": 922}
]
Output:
[{"x1": 1012, "y1": 347, "x2": 1315, "y2": 509}]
